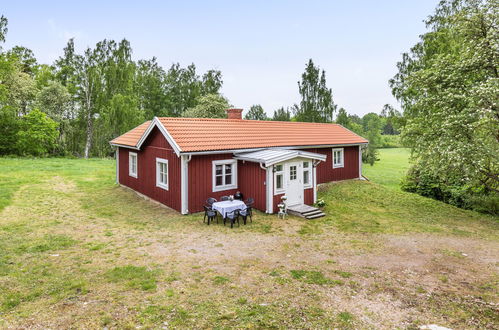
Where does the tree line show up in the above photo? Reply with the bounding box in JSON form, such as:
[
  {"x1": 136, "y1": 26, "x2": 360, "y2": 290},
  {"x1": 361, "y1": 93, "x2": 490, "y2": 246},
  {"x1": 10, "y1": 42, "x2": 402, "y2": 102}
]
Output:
[{"x1": 0, "y1": 17, "x2": 225, "y2": 158}]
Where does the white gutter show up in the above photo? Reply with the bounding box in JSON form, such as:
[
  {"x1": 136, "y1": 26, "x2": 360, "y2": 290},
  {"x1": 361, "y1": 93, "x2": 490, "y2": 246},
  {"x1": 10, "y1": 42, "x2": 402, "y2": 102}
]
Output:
[
  {"x1": 358, "y1": 145, "x2": 363, "y2": 179},
  {"x1": 179, "y1": 143, "x2": 368, "y2": 156}
]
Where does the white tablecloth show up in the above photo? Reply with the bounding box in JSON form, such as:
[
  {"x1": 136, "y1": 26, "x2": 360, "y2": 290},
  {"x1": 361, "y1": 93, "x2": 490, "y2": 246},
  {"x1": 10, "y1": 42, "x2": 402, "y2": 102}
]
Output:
[{"x1": 212, "y1": 200, "x2": 247, "y2": 218}]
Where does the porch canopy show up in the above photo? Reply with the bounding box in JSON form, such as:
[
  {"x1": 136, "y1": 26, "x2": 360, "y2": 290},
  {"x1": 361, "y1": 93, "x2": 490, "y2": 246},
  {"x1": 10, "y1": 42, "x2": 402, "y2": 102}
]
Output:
[{"x1": 234, "y1": 148, "x2": 326, "y2": 167}]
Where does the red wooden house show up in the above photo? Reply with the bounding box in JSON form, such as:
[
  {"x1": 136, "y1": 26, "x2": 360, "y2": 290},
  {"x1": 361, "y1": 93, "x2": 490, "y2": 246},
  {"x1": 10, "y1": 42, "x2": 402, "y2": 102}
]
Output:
[{"x1": 110, "y1": 108, "x2": 368, "y2": 214}]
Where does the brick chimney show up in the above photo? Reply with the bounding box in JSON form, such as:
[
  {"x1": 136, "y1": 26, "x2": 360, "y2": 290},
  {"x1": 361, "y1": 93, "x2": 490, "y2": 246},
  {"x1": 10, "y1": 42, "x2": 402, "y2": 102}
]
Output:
[{"x1": 226, "y1": 108, "x2": 243, "y2": 120}]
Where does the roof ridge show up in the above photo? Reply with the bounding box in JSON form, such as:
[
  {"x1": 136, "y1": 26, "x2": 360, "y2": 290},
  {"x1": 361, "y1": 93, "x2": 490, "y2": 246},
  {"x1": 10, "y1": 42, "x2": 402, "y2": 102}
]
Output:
[{"x1": 157, "y1": 117, "x2": 341, "y2": 126}]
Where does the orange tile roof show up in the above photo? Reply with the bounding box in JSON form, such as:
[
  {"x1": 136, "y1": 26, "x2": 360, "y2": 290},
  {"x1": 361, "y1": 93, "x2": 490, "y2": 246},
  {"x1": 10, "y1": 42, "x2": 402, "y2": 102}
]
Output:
[
  {"x1": 110, "y1": 118, "x2": 368, "y2": 152},
  {"x1": 110, "y1": 120, "x2": 151, "y2": 147}
]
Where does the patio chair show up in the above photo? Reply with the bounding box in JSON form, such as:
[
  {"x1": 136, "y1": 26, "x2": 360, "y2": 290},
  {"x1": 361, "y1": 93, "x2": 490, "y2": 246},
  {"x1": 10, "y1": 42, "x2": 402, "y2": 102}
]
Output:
[
  {"x1": 220, "y1": 196, "x2": 230, "y2": 201},
  {"x1": 206, "y1": 197, "x2": 217, "y2": 207},
  {"x1": 203, "y1": 205, "x2": 217, "y2": 225},
  {"x1": 239, "y1": 208, "x2": 249, "y2": 225},
  {"x1": 224, "y1": 209, "x2": 240, "y2": 228},
  {"x1": 244, "y1": 198, "x2": 254, "y2": 222}
]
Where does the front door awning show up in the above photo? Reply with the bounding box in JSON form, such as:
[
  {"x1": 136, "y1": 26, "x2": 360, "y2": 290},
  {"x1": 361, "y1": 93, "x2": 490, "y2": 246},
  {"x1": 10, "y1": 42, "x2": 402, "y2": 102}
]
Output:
[{"x1": 234, "y1": 149, "x2": 326, "y2": 167}]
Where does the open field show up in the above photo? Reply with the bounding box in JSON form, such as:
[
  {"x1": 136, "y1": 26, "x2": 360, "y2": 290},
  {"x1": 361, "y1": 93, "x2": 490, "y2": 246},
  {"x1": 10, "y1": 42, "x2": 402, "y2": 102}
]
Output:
[
  {"x1": 0, "y1": 155, "x2": 498, "y2": 328},
  {"x1": 362, "y1": 148, "x2": 410, "y2": 189}
]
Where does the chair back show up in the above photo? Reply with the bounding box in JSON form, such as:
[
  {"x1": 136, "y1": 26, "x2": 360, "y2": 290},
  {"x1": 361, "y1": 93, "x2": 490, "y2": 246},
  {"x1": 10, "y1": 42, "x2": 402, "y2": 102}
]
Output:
[
  {"x1": 245, "y1": 197, "x2": 254, "y2": 206},
  {"x1": 206, "y1": 197, "x2": 217, "y2": 206},
  {"x1": 220, "y1": 196, "x2": 230, "y2": 201}
]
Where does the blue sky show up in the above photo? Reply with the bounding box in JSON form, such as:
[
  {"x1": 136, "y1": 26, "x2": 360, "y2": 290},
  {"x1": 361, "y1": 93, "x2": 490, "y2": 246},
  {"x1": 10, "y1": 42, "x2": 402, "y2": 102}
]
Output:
[{"x1": 2, "y1": 0, "x2": 438, "y2": 117}]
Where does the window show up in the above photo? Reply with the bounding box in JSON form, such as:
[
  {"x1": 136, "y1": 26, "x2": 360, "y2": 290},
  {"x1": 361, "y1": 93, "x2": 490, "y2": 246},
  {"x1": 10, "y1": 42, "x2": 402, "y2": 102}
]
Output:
[
  {"x1": 129, "y1": 152, "x2": 138, "y2": 178},
  {"x1": 156, "y1": 158, "x2": 168, "y2": 190},
  {"x1": 332, "y1": 148, "x2": 344, "y2": 168},
  {"x1": 303, "y1": 161, "x2": 312, "y2": 188},
  {"x1": 289, "y1": 165, "x2": 297, "y2": 180},
  {"x1": 212, "y1": 159, "x2": 237, "y2": 192},
  {"x1": 274, "y1": 164, "x2": 285, "y2": 194}
]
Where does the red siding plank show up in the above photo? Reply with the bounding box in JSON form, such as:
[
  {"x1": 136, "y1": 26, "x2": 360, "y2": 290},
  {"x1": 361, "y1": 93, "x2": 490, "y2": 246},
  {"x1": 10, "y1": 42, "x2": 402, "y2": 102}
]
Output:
[
  {"x1": 118, "y1": 127, "x2": 181, "y2": 212},
  {"x1": 304, "y1": 146, "x2": 359, "y2": 184}
]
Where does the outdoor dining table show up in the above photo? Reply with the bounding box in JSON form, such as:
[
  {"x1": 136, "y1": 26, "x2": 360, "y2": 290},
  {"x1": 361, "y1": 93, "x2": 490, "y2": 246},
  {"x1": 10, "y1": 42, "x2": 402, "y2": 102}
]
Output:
[{"x1": 211, "y1": 200, "x2": 247, "y2": 218}]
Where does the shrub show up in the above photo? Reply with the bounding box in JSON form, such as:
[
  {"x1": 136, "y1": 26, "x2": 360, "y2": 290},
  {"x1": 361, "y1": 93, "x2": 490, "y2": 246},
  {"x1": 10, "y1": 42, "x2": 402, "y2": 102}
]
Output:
[
  {"x1": 402, "y1": 165, "x2": 498, "y2": 215},
  {"x1": 16, "y1": 108, "x2": 58, "y2": 156},
  {"x1": 315, "y1": 199, "x2": 326, "y2": 208}
]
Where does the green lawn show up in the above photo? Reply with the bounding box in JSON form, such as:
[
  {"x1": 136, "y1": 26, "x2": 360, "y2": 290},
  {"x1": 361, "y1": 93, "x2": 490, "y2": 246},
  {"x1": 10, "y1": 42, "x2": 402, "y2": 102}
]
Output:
[
  {"x1": 362, "y1": 148, "x2": 410, "y2": 189},
  {"x1": 0, "y1": 156, "x2": 497, "y2": 329}
]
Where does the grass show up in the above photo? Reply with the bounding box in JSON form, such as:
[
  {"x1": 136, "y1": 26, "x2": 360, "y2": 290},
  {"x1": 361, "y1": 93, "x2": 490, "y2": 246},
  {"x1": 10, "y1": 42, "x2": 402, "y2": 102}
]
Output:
[
  {"x1": 0, "y1": 154, "x2": 497, "y2": 328},
  {"x1": 363, "y1": 148, "x2": 410, "y2": 189}
]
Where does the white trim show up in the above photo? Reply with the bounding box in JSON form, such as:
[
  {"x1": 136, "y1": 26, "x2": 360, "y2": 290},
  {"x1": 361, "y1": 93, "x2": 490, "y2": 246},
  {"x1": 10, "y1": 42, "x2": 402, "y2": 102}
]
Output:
[
  {"x1": 180, "y1": 143, "x2": 368, "y2": 156},
  {"x1": 109, "y1": 143, "x2": 140, "y2": 150},
  {"x1": 180, "y1": 155, "x2": 191, "y2": 214},
  {"x1": 313, "y1": 164, "x2": 317, "y2": 203},
  {"x1": 134, "y1": 117, "x2": 182, "y2": 156},
  {"x1": 303, "y1": 160, "x2": 312, "y2": 188},
  {"x1": 332, "y1": 148, "x2": 344, "y2": 169},
  {"x1": 128, "y1": 152, "x2": 138, "y2": 178},
  {"x1": 266, "y1": 166, "x2": 273, "y2": 213},
  {"x1": 273, "y1": 163, "x2": 285, "y2": 195},
  {"x1": 212, "y1": 159, "x2": 238, "y2": 192},
  {"x1": 358, "y1": 145, "x2": 362, "y2": 179},
  {"x1": 115, "y1": 148, "x2": 119, "y2": 184},
  {"x1": 155, "y1": 157, "x2": 169, "y2": 190}
]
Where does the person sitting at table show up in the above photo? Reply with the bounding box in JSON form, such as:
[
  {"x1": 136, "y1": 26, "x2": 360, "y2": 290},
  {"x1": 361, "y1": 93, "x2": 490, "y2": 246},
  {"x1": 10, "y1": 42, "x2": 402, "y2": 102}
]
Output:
[{"x1": 234, "y1": 191, "x2": 244, "y2": 201}]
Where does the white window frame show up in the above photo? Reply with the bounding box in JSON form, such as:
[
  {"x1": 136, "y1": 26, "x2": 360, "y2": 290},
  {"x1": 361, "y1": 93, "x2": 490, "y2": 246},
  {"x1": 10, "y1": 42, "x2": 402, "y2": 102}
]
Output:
[
  {"x1": 129, "y1": 152, "x2": 138, "y2": 178},
  {"x1": 212, "y1": 159, "x2": 238, "y2": 192},
  {"x1": 303, "y1": 161, "x2": 312, "y2": 188},
  {"x1": 332, "y1": 148, "x2": 344, "y2": 169},
  {"x1": 156, "y1": 157, "x2": 169, "y2": 190},
  {"x1": 274, "y1": 163, "x2": 285, "y2": 195}
]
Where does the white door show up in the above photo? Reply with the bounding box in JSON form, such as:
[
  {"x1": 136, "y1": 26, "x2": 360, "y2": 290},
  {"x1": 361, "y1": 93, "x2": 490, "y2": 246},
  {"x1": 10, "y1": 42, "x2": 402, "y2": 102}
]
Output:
[{"x1": 286, "y1": 161, "x2": 303, "y2": 206}]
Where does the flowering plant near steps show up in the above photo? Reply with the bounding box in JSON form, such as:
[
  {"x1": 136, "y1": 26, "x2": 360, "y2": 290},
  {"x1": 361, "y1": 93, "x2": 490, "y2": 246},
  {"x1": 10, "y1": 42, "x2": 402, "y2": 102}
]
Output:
[{"x1": 315, "y1": 199, "x2": 326, "y2": 208}]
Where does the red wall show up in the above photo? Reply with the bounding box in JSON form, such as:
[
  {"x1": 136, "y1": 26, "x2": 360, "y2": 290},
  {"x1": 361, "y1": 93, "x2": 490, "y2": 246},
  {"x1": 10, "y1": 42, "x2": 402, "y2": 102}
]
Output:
[
  {"x1": 188, "y1": 155, "x2": 267, "y2": 213},
  {"x1": 188, "y1": 154, "x2": 237, "y2": 213},
  {"x1": 238, "y1": 161, "x2": 266, "y2": 212},
  {"x1": 118, "y1": 127, "x2": 181, "y2": 212},
  {"x1": 304, "y1": 146, "x2": 360, "y2": 184}
]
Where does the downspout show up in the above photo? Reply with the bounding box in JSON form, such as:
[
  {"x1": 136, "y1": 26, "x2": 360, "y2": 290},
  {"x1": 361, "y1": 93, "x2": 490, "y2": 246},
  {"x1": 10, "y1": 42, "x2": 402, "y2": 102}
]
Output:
[{"x1": 181, "y1": 154, "x2": 192, "y2": 215}]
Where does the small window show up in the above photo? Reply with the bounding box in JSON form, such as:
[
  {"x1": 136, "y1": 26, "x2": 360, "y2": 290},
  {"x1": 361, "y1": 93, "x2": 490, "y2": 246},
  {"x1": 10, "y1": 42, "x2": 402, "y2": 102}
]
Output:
[
  {"x1": 289, "y1": 165, "x2": 297, "y2": 180},
  {"x1": 156, "y1": 158, "x2": 168, "y2": 190},
  {"x1": 274, "y1": 164, "x2": 285, "y2": 194},
  {"x1": 333, "y1": 148, "x2": 344, "y2": 169},
  {"x1": 129, "y1": 152, "x2": 138, "y2": 178},
  {"x1": 303, "y1": 161, "x2": 312, "y2": 188},
  {"x1": 212, "y1": 159, "x2": 237, "y2": 192}
]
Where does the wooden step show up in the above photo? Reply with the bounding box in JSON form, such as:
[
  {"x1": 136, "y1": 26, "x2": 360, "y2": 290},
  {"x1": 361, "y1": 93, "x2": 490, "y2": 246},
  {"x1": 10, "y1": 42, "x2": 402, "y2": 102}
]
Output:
[
  {"x1": 287, "y1": 204, "x2": 325, "y2": 219},
  {"x1": 306, "y1": 212, "x2": 326, "y2": 219}
]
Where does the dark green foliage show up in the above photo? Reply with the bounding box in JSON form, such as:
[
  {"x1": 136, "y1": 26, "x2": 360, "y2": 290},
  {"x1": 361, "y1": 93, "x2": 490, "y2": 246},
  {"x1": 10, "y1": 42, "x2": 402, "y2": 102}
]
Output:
[
  {"x1": 272, "y1": 107, "x2": 291, "y2": 121},
  {"x1": 391, "y1": 0, "x2": 498, "y2": 212},
  {"x1": 0, "y1": 106, "x2": 19, "y2": 154},
  {"x1": 244, "y1": 104, "x2": 267, "y2": 120},
  {"x1": 402, "y1": 166, "x2": 499, "y2": 215},
  {"x1": 294, "y1": 59, "x2": 336, "y2": 123},
  {"x1": 16, "y1": 108, "x2": 58, "y2": 156}
]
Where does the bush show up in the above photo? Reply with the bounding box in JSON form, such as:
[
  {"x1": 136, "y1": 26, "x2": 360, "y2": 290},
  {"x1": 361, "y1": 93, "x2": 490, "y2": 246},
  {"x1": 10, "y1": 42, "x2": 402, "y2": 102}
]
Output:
[
  {"x1": 380, "y1": 135, "x2": 401, "y2": 148},
  {"x1": 16, "y1": 109, "x2": 58, "y2": 156},
  {"x1": 401, "y1": 165, "x2": 498, "y2": 215}
]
